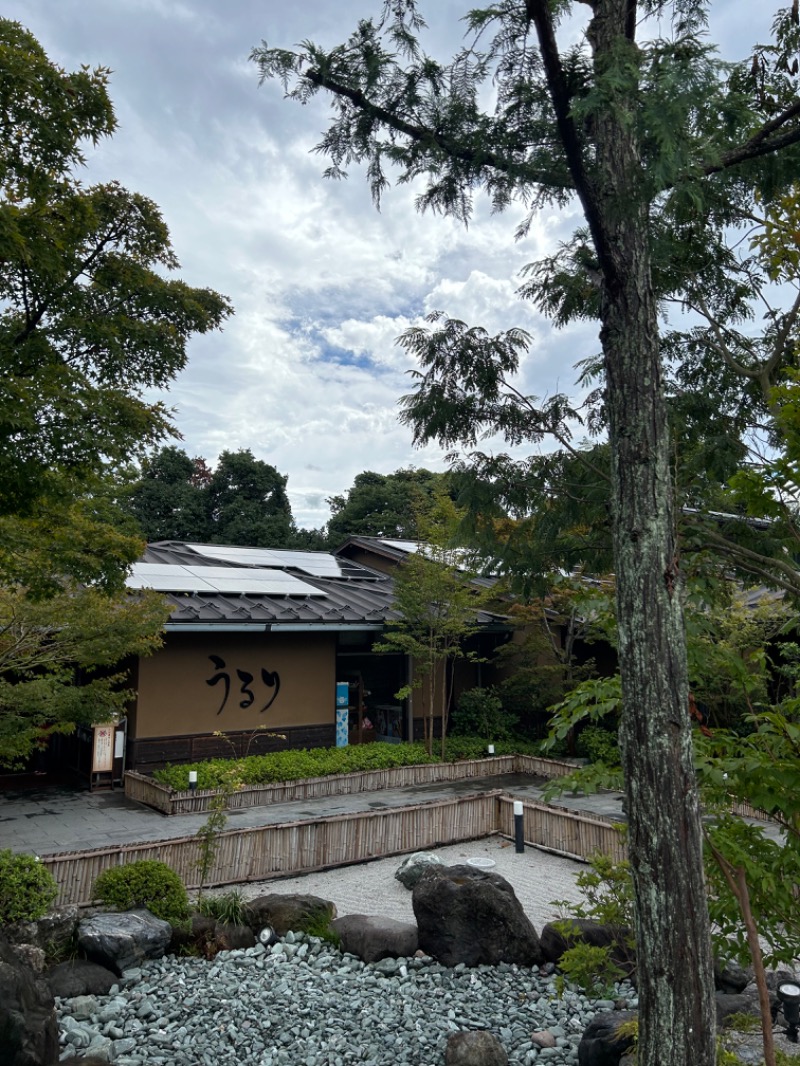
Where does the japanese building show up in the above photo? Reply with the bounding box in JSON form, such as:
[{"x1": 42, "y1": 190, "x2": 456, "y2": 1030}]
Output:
[{"x1": 121, "y1": 540, "x2": 512, "y2": 773}]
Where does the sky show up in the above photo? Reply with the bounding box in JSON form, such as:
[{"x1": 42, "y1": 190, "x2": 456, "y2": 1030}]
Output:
[{"x1": 6, "y1": 0, "x2": 773, "y2": 530}]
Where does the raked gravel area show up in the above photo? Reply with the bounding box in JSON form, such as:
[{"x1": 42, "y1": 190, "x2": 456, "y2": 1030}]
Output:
[
  {"x1": 213, "y1": 836, "x2": 588, "y2": 928},
  {"x1": 57, "y1": 838, "x2": 616, "y2": 1066}
]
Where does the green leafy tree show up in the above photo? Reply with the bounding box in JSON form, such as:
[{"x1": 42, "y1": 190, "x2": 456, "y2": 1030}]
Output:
[
  {"x1": 0, "y1": 21, "x2": 230, "y2": 762},
  {"x1": 206, "y1": 449, "x2": 295, "y2": 547},
  {"x1": 374, "y1": 496, "x2": 497, "y2": 757},
  {"x1": 0, "y1": 581, "x2": 168, "y2": 767},
  {"x1": 0, "y1": 20, "x2": 232, "y2": 518},
  {"x1": 126, "y1": 446, "x2": 211, "y2": 543},
  {"x1": 326, "y1": 468, "x2": 452, "y2": 544},
  {"x1": 253, "y1": 5, "x2": 800, "y2": 1061}
]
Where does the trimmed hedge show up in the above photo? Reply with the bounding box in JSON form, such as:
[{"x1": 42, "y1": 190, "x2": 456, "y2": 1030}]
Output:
[
  {"x1": 152, "y1": 737, "x2": 544, "y2": 792},
  {"x1": 93, "y1": 860, "x2": 190, "y2": 925},
  {"x1": 0, "y1": 849, "x2": 58, "y2": 924}
]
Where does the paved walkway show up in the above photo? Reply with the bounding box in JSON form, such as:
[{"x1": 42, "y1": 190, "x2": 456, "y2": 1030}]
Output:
[{"x1": 0, "y1": 772, "x2": 629, "y2": 857}]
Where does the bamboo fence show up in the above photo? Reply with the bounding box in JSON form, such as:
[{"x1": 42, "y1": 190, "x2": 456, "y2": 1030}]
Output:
[
  {"x1": 124, "y1": 753, "x2": 581, "y2": 815},
  {"x1": 496, "y1": 795, "x2": 628, "y2": 864},
  {"x1": 41, "y1": 791, "x2": 503, "y2": 907}
]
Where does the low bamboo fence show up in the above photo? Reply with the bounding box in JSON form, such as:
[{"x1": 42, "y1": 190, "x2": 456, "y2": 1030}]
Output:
[
  {"x1": 124, "y1": 753, "x2": 581, "y2": 815},
  {"x1": 41, "y1": 791, "x2": 503, "y2": 908},
  {"x1": 496, "y1": 795, "x2": 628, "y2": 864},
  {"x1": 40, "y1": 788, "x2": 630, "y2": 908}
]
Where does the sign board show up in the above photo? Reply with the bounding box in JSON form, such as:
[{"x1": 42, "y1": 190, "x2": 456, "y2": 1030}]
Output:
[{"x1": 91, "y1": 724, "x2": 115, "y2": 773}]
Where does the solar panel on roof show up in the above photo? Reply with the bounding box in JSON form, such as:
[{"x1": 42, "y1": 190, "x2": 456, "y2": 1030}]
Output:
[
  {"x1": 185, "y1": 543, "x2": 372, "y2": 580},
  {"x1": 187, "y1": 544, "x2": 285, "y2": 567},
  {"x1": 127, "y1": 563, "x2": 327, "y2": 597},
  {"x1": 382, "y1": 540, "x2": 420, "y2": 552}
]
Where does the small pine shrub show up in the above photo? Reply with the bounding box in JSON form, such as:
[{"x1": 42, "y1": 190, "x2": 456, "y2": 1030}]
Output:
[
  {"x1": 93, "y1": 860, "x2": 189, "y2": 925},
  {"x1": 0, "y1": 849, "x2": 58, "y2": 924}
]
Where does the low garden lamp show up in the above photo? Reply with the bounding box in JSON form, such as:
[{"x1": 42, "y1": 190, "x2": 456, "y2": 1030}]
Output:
[{"x1": 777, "y1": 979, "x2": 800, "y2": 1043}]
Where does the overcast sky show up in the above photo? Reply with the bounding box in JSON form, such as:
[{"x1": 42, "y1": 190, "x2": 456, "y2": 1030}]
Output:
[{"x1": 7, "y1": 1, "x2": 773, "y2": 529}]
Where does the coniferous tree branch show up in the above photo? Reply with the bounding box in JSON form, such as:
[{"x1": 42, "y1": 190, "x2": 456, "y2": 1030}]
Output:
[{"x1": 304, "y1": 65, "x2": 568, "y2": 191}]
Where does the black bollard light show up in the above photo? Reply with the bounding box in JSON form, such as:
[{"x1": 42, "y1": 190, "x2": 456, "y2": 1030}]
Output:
[
  {"x1": 188, "y1": 770, "x2": 197, "y2": 792},
  {"x1": 513, "y1": 800, "x2": 525, "y2": 854},
  {"x1": 778, "y1": 980, "x2": 800, "y2": 1043}
]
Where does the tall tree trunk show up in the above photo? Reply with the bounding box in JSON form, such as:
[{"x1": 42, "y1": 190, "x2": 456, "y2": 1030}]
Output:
[{"x1": 588, "y1": 3, "x2": 716, "y2": 1063}]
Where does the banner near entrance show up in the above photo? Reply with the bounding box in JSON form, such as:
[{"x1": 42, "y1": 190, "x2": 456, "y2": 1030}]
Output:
[{"x1": 335, "y1": 682, "x2": 349, "y2": 747}]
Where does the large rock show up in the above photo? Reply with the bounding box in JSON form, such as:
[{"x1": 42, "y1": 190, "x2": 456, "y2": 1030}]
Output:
[
  {"x1": 77, "y1": 909, "x2": 171, "y2": 975},
  {"x1": 243, "y1": 893, "x2": 336, "y2": 937},
  {"x1": 412, "y1": 864, "x2": 544, "y2": 968},
  {"x1": 0, "y1": 931, "x2": 59, "y2": 1066},
  {"x1": 445, "y1": 1031, "x2": 509, "y2": 1065},
  {"x1": 714, "y1": 955, "x2": 752, "y2": 995},
  {"x1": 331, "y1": 914, "x2": 418, "y2": 963},
  {"x1": 578, "y1": 1010, "x2": 637, "y2": 1066},
  {"x1": 716, "y1": 991, "x2": 761, "y2": 1027},
  {"x1": 3, "y1": 906, "x2": 79, "y2": 956},
  {"x1": 395, "y1": 851, "x2": 445, "y2": 889},
  {"x1": 214, "y1": 922, "x2": 256, "y2": 950},
  {"x1": 48, "y1": 959, "x2": 117, "y2": 998},
  {"x1": 168, "y1": 913, "x2": 216, "y2": 954},
  {"x1": 540, "y1": 919, "x2": 636, "y2": 976}
]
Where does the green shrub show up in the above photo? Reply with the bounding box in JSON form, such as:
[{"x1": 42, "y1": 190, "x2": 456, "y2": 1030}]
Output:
[
  {"x1": 555, "y1": 937, "x2": 625, "y2": 997},
  {"x1": 451, "y1": 687, "x2": 516, "y2": 740},
  {"x1": 93, "y1": 860, "x2": 189, "y2": 925},
  {"x1": 152, "y1": 737, "x2": 547, "y2": 792},
  {"x1": 196, "y1": 890, "x2": 246, "y2": 926},
  {"x1": 575, "y1": 724, "x2": 621, "y2": 766},
  {"x1": 0, "y1": 850, "x2": 58, "y2": 923}
]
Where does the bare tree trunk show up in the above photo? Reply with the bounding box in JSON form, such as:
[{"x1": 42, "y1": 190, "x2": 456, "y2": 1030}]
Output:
[
  {"x1": 587, "y1": 3, "x2": 717, "y2": 1062},
  {"x1": 705, "y1": 833, "x2": 776, "y2": 1066}
]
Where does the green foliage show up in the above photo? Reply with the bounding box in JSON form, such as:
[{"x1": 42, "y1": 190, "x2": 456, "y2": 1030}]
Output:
[
  {"x1": 0, "y1": 849, "x2": 57, "y2": 923},
  {"x1": 196, "y1": 890, "x2": 247, "y2": 926},
  {"x1": 451, "y1": 687, "x2": 515, "y2": 740},
  {"x1": 93, "y1": 860, "x2": 190, "y2": 925},
  {"x1": 703, "y1": 814, "x2": 800, "y2": 971},
  {"x1": 556, "y1": 852, "x2": 635, "y2": 933},
  {"x1": 551, "y1": 852, "x2": 636, "y2": 996},
  {"x1": 206, "y1": 449, "x2": 294, "y2": 548},
  {"x1": 124, "y1": 445, "x2": 308, "y2": 548},
  {"x1": 555, "y1": 938, "x2": 625, "y2": 998},
  {"x1": 374, "y1": 493, "x2": 499, "y2": 757},
  {"x1": 0, "y1": 20, "x2": 232, "y2": 518},
  {"x1": 326, "y1": 468, "x2": 453, "y2": 543},
  {"x1": 0, "y1": 19, "x2": 230, "y2": 765},
  {"x1": 0, "y1": 581, "x2": 168, "y2": 768},
  {"x1": 153, "y1": 736, "x2": 542, "y2": 791},
  {"x1": 721, "y1": 1013, "x2": 761, "y2": 1034},
  {"x1": 300, "y1": 911, "x2": 340, "y2": 946},
  {"x1": 125, "y1": 447, "x2": 210, "y2": 543},
  {"x1": 575, "y1": 725, "x2": 621, "y2": 768}
]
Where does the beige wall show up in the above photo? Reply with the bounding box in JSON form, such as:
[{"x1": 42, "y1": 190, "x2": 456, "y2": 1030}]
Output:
[{"x1": 134, "y1": 631, "x2": 336, "y2": 738}]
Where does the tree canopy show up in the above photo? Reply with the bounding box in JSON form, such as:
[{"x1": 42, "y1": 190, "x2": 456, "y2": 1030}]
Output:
[
  {"x1": 326, "y1": 467, "x2": 452, "y2": 544},
  {"x1": 125, "y1": 446, "x2": 303, "y2": 548},
  {"x1": 0, "y1": 21, "x2": 231, "y2": 766},
  {"x1": 254, "y1": 4, "x2": 800, "y2": 1062},
  {"x1": 0, "y1": 20, "x2": 232, "y2": 519}
]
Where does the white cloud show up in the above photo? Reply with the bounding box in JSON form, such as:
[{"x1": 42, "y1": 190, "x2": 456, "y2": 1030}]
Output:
[{"x1": 5, "y1": 0, "x2": 762, "y2": 529}]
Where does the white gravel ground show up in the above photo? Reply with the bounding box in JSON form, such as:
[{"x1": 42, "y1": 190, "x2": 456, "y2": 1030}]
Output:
[{"x1": 211, "y1": 836, "x2": 588, "y2": 931}]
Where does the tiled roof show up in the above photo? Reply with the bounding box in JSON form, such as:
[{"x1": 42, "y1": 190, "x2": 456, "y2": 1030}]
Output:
[
  {"x1": 132, "y1": 541, "x2": 509, "y2": 631},
  {"x1": 135, "y1": 541, "x2": 397, "y2": 630}
]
